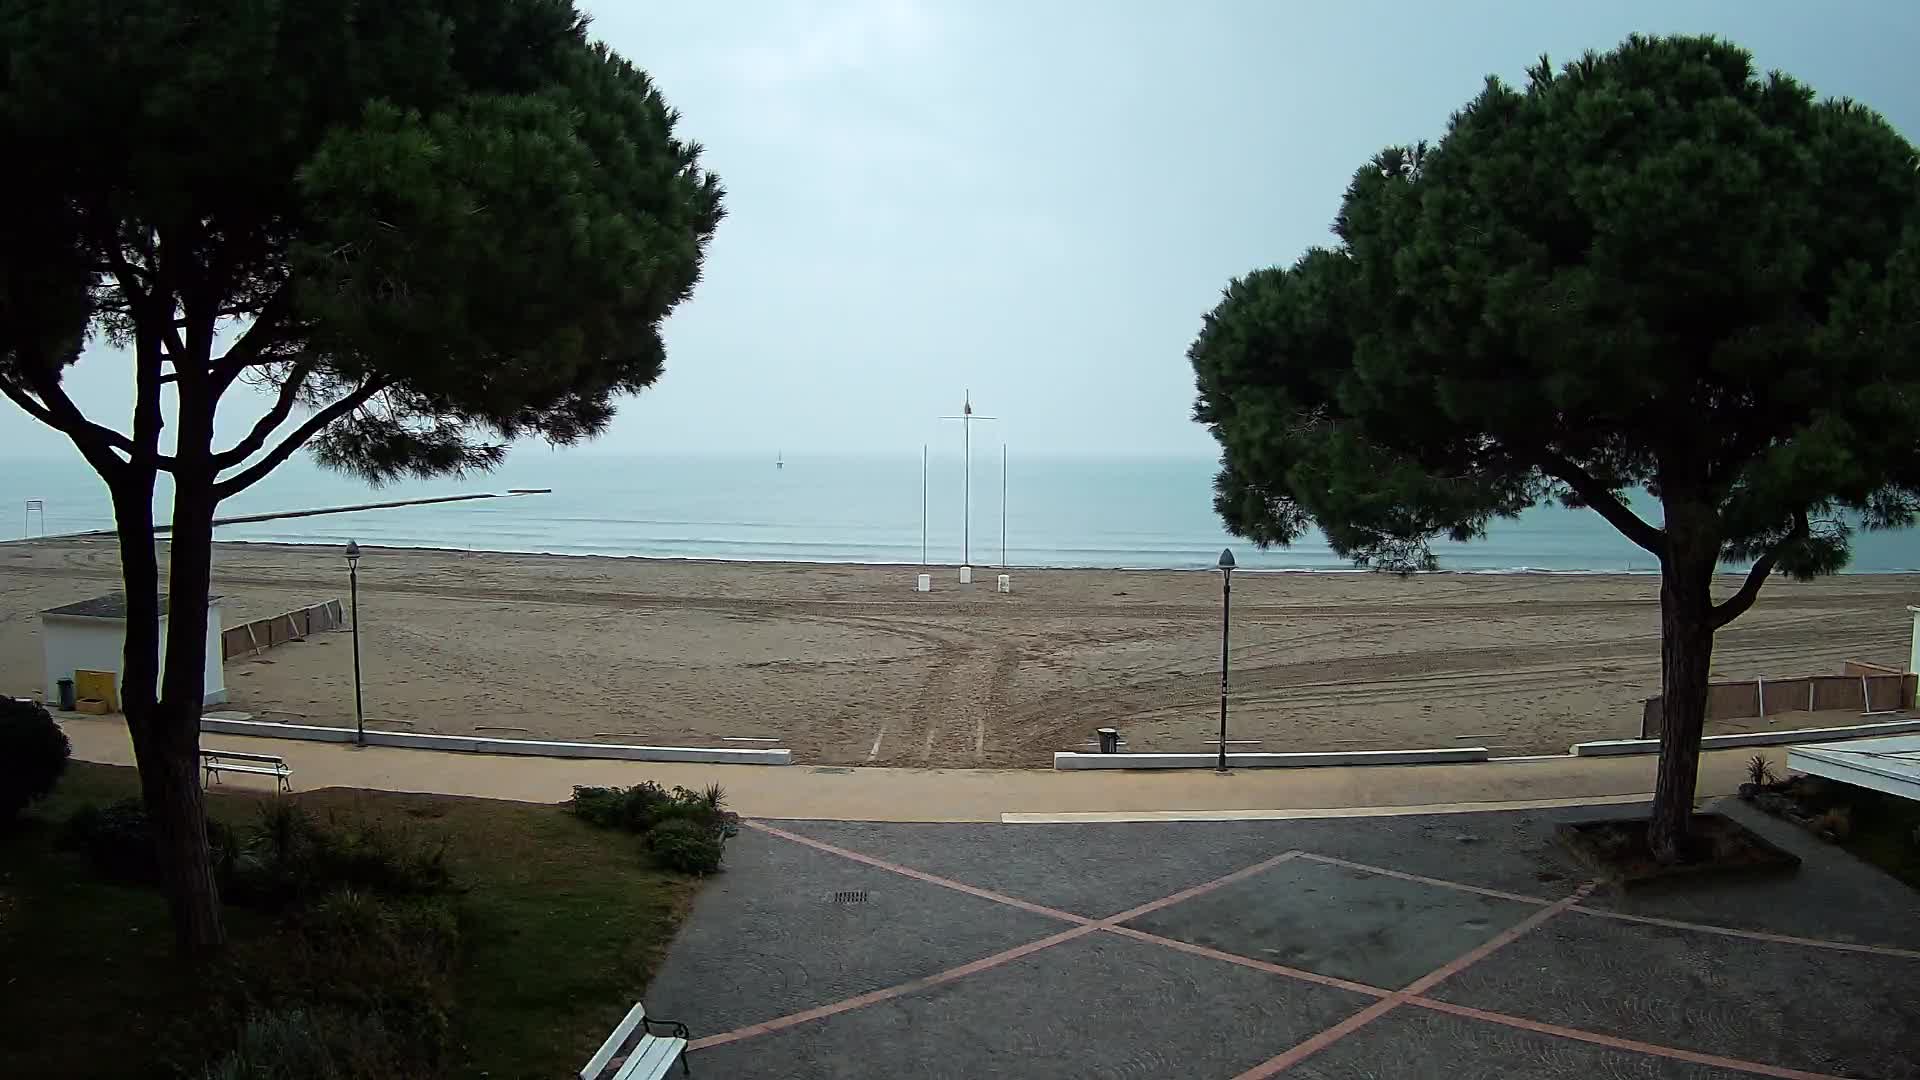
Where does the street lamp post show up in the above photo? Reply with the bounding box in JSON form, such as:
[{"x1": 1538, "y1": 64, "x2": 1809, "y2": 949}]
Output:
[
  {"x1": 346, "y1": 540, "x2": 365, "y2": 748},
  {"x1": 1216, "y1": 548, "x2": 1234, "y2": 773}
]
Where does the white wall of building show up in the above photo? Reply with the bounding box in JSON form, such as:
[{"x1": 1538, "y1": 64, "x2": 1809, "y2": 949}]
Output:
[
  {"x1": 40, "y1": 616, "x2": 128, "y2": 705},
  {"x1": 39, "y1": 599, "x2": 228, "y2": 708}
]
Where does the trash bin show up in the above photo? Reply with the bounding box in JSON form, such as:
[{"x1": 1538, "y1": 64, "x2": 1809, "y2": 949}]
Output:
[
  {"x1": 57, "y1": 677, "x2": 76, "y2": 712},
  {"x1": 1097, "y1": 727, "x2": 1120, "y2": 754}
]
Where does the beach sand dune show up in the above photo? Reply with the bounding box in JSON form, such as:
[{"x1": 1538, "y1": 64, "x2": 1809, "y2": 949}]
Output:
[{"x1": 3, "y1": 540, "x2": 1913, "y2": 765}]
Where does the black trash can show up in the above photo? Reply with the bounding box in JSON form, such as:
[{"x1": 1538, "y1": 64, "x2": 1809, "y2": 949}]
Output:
[
  {"x1": 1096, "y1": 727, "x2": 1120, "y2": 754},
  {"x1": 57, "y1": 677, "x2": 76, "y2": 712}
]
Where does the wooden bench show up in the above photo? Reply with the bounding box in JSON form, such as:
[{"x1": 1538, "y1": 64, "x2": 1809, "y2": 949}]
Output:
[
  {"x1": 580, "y1": 1002, "x2": 690, "y2": 1079},
  {"x1": 200, "y1": 749, "x2": 292, "y2": 793}
]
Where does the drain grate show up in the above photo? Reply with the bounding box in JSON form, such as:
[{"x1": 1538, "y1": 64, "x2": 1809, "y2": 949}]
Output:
[{"x1": 831, "y1": 890, "x2": 870, "y2": 904}]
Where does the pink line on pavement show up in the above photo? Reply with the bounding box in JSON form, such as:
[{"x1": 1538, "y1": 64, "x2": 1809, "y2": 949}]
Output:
[
  {"x1": 717, "y1": 827, "x2": 1903, "y2": 1076},
  {"x1": 1103, "y1": 925, "x2": 1391, "y2": 999},
  {"x1": 1300, "y1": 851, "x2": 1920, "y2": 960},
  {"x1": 1232, "y1": 997, "x2": 1403, "y2": 1078},
  {"x1": 1229, "y1": 885, "x2": 1595, "y2": 1079},
  {"x1": 1291, "y1": 851, "x2": 1553, "y2": 905},
  {"x1": 746, "y1": 820, "x2": 1094, "y2": 925},
  {"x1": 1101, "y1": 850, "x2": 1301, "y2": 923},
  {"x1": 1404, "y1": 884, "x2": 1595, "y2": 995},
  {"x1": 687, "y1": 925, "x2": 1097, "y2": 1051},
  {"x1": 701, "y1": 830, "x2": 1315, "y2": 1052},
  {"x1": 1407, "y1": 999, "x2": 1849, "y2": 1080},
  {"x1": 1570, "y1": 906, "x2": 1920, "y2": 960}
]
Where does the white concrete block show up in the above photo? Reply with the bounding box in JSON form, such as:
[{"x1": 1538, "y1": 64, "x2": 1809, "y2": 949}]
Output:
[
  {"x1": 959, "y1": 565, "x2": 973, "y2": 584},
  {"x1": 1052, "y1": 747, "x2": 1489, "y2": 770},
  {"x1": 1570, "y1": 716, "x2": 1920, "y2": 757},
  {"x1": 997, "y1": 574, "x2": 1011, "y2": 593},
  {"x1": 197, "y1": 717, "x2": 794, "y2": 765},
  {"x1": 915, "y1": 573, "x2": 931, "y2": 593}
]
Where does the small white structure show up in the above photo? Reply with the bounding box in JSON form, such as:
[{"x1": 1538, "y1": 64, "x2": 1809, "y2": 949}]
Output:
[
  {"x1": 959, "y1": 565, "x2": 973, "y2": 584},
  {"x1": 1789, "y1": 735, "x2": 1920, "y2": 803},
  {"x1": 1909, "y1": 605, "x2": 1919, "y2": 676},
  {"x1": 997, "y1": 573, "x2": 1012, "y2": 593},
  {"x1": 915, "y1": 573, "x2": 932, "y2": 593},
  {"x1": 40, "y1": 592, "x2": 227, "y2": 708}
]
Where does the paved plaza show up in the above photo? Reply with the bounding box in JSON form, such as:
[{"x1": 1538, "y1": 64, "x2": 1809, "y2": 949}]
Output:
[{"x1": 646, "y1": 800, "x2": 1920, "y2": 1078}]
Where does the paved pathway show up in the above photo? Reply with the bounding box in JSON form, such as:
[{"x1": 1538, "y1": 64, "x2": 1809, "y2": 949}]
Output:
[
  {"x1": 646, "y1": 799, "x2": 1920, "y2": 1078},
  {"x1": 66, "y1": 714, "x2": 1782, "y2": 822}
]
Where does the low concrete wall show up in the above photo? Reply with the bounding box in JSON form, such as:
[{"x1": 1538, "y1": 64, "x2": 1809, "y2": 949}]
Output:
[
  {"x1": 1574, "y1": 717, "x2": 1920, "y2": 757},
  {"x1": 1053, "y1": 747, "x2": 1489, "y2": 771},
  {"x1": 199, "y1": 717, "x2": 793, "y2": 765}
]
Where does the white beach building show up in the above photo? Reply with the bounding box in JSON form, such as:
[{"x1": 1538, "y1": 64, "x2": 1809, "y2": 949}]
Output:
[{"x1": 39, "y1": 592, "x2": 228, "y2": 709}]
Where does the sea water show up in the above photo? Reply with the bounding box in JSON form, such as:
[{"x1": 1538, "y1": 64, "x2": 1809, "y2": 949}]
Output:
[{"x1": 2, "y1": 451, "x2": 1915, "y2": 573}]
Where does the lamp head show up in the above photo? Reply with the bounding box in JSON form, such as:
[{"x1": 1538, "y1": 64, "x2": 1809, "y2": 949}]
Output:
[
  {"x1": 1217, "y1": 548, "x2": 1235, "y2": 572},
  {"x1": 345, "y1": 540, "x2": 361, "y2": 567}
]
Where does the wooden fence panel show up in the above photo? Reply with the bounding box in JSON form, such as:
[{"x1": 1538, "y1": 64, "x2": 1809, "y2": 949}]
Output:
[{"x1": 220, "y1": 599, "x2": 344, "y2": 660}]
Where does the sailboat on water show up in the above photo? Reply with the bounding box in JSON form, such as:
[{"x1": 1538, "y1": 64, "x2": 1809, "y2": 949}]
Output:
[{"x1": 776, "y1": 450, "x2": 783, "y2": 470}]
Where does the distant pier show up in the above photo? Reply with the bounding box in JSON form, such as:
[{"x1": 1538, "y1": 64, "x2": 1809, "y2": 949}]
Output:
[{"x1": 23, "y1": 490, "x2": 551, "y2": 539}]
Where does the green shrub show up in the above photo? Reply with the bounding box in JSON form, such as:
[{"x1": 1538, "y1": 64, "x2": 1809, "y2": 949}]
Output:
[
  {"x1": 62, "y1": 798, "x2": 161, "y2": 881},
  {"x1": 201, "y1": 890, "x2": 462, "y2": 1080},
  {"x1": 225, "y1": 803, "x2": 452, "y2": 911},
  {"x1": 569, "y1": 782, "x2": 674, "y2": 831},
  {"x1": 319, "y1": 815, "x2": 451, "y2": 897},
  {"x1": 64, "y1": 798, "x2": 451, "y2": 909},
  {"x1": 645, "y1": 818, "x2": 725, "y2": 875},
  {"x1": 570, "y1": 782, "x2": 736, "y2": 836},
  {"x1": 0, "y1": 697, "x2": 71, "y2": 822},
  {"x1": 201, "y1": 1007, "x2": 405, "y2": 1080},
  {"x1": 572, "y1": 782, "x2": 736, "y2": 874}
]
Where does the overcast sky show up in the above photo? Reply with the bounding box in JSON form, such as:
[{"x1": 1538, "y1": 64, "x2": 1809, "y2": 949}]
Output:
[{"x1": 7, "y1": 0, "x2": 1918, "y2": 463}]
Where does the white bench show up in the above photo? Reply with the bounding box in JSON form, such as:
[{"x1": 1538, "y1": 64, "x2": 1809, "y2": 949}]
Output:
[
  {"x1": 200, "y1": 749, "x2": 292, "y2": 793},
  {"x1": 581, "y1": 1001, "x2": 689, "y2": 1080}
]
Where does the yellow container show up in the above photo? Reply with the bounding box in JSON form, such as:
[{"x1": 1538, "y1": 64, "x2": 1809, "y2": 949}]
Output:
[{"x1": 73, "y1": 670, "x2": 119, "y2": 713}]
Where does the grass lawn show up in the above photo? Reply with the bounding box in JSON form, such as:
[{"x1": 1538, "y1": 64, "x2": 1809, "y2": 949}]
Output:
[{"x1": 0, "y1": 763, "x2": 702, "y2": 1079}]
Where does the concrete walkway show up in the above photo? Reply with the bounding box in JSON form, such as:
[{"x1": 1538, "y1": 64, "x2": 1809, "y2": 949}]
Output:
[
  {"x1": 647, "y1": 802, "x2": 1920, "y2": 1078},
  {"x1": 63, "y1": 715, "x2": 1782, "y2": 821}
]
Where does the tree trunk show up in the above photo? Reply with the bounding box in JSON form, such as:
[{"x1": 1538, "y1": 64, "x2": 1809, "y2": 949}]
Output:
[
  {"x1": 137, "y1": 699, "x2": 224, "y2": 951},
  {"x1": 1649, "y1": 509, "x2": 1719, "y2": 864},
  {"x1": 110, "y1": 469, "x2": 226, "y2": 951},
  {"x1": 154, "y1": 386, "x2": 227, "y2": 952}
]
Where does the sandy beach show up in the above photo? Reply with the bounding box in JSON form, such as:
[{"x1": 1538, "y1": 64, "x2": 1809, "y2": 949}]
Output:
[{"x1": 2, "y1": 538, "x2": 1914, "y2": 766}]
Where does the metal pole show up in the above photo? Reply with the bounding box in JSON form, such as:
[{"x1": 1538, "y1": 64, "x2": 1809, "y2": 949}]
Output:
[
  {"x1": 963, "y1": 393, "x2": 971, "y2": 566},
  {"x1": 350, "y1": 563, "x2": 365, "y2": 747},
  {"x1": 1001, "y1": 443, "x2": 1007, "y2": 568},
  {"x1": 1218, "y1": 568, "x2": 1231, "y2": 772},
  {"x1": 921, "y1": 444, "x2": 928, "y2": 566}
]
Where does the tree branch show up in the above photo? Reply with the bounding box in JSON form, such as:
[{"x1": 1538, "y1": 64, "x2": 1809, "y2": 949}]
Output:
[
  {"x1": 95, "y1": 218, "x2": 150, "y2": 307},
  {"x1": 212, "y1": 379, "x2": 387, "y2": 500},
  {"x1": 1710, "y1": 513, "x2": 1808, "y2": 630},
  {"x1": 208, "y1": 285, "x2": 295, "y2": 395},
  {"x1": 0, "y1": 377, "x2": 58, "y2": 428},
  {"x1": 211, "y1": 359, "x2": 314, "y2": 469},
  {"x1": 1, "y1": 373, "x2": 132, "y2": 478},
  {"x1": 1539, "y1": 452, "x2": 1664, "y2": 555},
  {"x1": 0, "y1": 369, "x2": 168, "y2": 469}
]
